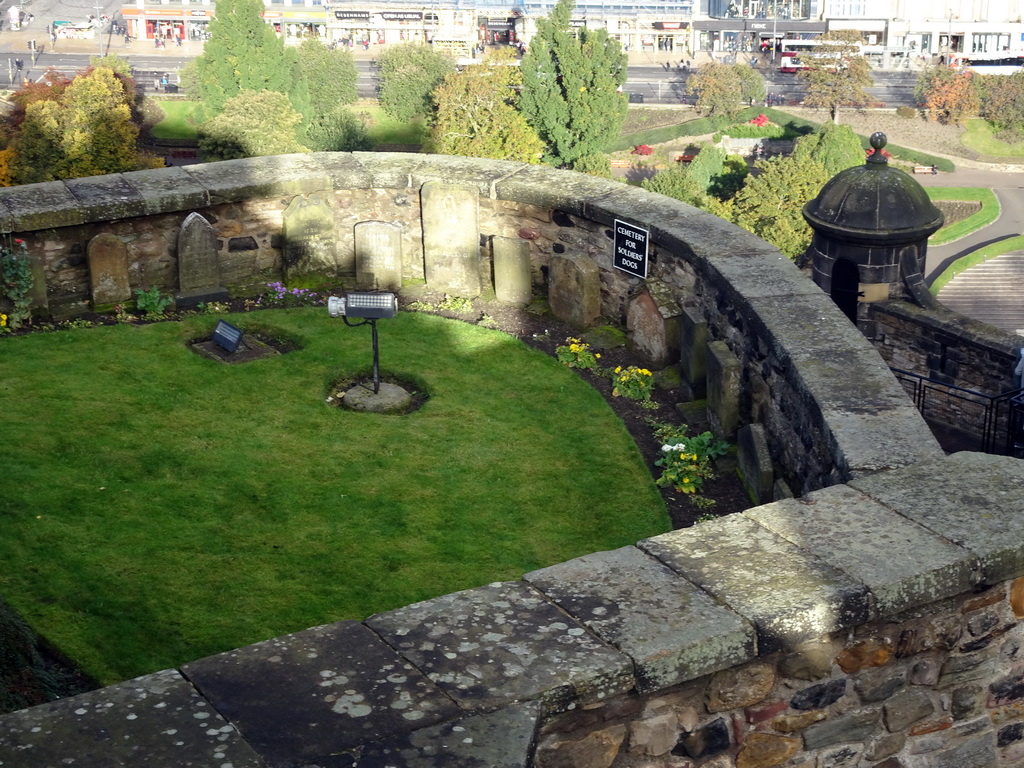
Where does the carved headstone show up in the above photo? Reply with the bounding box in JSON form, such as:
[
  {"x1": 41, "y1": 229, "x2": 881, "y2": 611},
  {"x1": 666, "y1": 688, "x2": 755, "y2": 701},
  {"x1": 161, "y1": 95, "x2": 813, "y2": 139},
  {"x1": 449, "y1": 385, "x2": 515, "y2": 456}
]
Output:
[
  {"x1": 87, "y1": 233, "x2": 132, "y2": 307},
  {"x1": 282, "y1": 194, "x2": 338, "y2": 279},
  {"x1": 176, "y1": 212, "x2": 228, "y2": 309},
  {"x1": 493, "y1": 237, "x2": 531, "y2": 307},
  {"x1": 421, "y1": 182, "x2": 480, "y2": 297},
  {"x1": 707, "y1": 340, "x2": 742, "y2": 440},
  {"x1": 354, "y1": 221, "x2": 403, "y2": 292},
  {"x1": 548, "y1": 252, "x2": 601, "y2": 329},
  {"x1": 679, "y1": 306, "x2": 709, "y2": 400}
]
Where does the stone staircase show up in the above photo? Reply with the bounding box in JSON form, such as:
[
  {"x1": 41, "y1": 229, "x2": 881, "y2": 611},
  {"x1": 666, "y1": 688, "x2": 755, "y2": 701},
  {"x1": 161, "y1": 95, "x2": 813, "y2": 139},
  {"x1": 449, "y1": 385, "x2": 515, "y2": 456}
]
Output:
[{"x1": 936, "y1": 252, "x2": 1024, "y2": 334}]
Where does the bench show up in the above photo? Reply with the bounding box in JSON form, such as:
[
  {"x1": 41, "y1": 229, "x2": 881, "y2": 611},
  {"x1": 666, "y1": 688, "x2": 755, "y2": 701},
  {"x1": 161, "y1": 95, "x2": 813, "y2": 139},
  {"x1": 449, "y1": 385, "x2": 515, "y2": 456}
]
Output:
[
  {"x1": 610, "y1": 159, "x2": 632, "y2": 168},
  {"x1": 676, "y1": 154, "x2": 695, "y2": 164},
  {"x1": 913, "y1": 165, "x2": 937, "y2": 174}
]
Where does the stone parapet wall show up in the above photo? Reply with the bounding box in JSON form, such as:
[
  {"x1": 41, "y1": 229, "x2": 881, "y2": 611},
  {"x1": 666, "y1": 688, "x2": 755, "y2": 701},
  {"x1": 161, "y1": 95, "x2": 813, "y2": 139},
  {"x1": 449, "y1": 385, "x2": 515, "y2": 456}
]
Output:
[{"x1": 2, "y1": 453, "x2": 1023, "y2": 767}]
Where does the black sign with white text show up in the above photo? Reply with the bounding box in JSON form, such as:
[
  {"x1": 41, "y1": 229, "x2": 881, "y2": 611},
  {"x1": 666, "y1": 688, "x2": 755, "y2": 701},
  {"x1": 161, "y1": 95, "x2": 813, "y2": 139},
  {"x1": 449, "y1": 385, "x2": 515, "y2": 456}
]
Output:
[{"x1": 613, "y1": 219, "x2": 649, "y2": 279}]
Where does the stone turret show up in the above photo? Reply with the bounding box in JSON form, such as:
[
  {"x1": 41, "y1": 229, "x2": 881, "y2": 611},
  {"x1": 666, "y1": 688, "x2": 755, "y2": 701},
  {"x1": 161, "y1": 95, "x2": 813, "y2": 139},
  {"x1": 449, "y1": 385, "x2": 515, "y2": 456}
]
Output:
[{"x1": 803, "y1": 132, "x2": 944, "y2": 334}]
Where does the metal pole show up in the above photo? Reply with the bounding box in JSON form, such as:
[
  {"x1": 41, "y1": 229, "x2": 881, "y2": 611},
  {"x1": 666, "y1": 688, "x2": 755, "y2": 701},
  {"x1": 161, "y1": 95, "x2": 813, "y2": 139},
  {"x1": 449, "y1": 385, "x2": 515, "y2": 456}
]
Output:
[{"x1": 370, "y1": 319, "x2": 380, "y2": 394}]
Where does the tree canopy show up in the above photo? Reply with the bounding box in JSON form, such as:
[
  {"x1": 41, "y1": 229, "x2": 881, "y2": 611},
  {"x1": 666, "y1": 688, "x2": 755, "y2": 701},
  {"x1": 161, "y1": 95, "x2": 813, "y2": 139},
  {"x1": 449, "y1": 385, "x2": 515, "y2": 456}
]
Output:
[
  {"x1": 296, "y1": 39, "x2": 358, "y2": 118},
  {"x1": 791, "y1": 121, "x2": 865, "y2": 176},
  {"x1": 979, "y1": 71, "x2": 1024, "y2": 138},
  {"x1": 518, "y1": 0, "x2": 628, "y2": 168},
  {"x1": 377, "y1": 43, "x2": 455, "y2": 123},
  {"x1": 686, "y1": 62, "x2": 744, "y2": 118},
  {"x1": 800, "y1": 30, "x2": 874, "y2": 123},
  {"x1": 429, "y1": 50, "x2": 544, "y2": 163},
  {"x1": 184, "y1": 0, "x2": 306, "y2": 120},
  {"x1": 198, "y1": 90, "x2": 308, "y2": 161},
  {"x1": 915, "y1": 66, "x2": 981, "y2": 125}
]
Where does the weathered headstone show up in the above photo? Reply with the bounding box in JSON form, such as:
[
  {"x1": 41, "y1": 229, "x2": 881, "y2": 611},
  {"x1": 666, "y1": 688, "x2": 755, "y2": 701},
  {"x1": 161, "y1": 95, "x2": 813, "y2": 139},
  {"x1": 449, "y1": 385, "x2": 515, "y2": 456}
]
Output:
[
  {"x1": 493, "y1": 236, "x2": 531, "y2": 306},
  {"x1": 737, "y1": 423, "x2": 774, "y2": 505},
  {"x1": 679, "y1": 306, "x2": 709, "y2": 400},
  {"x1": 548, "y1": 252, "x2": 601, "y2": 329},
  {"x1": 87, "y1": 233, "x2": 132, "y2": 307},
  {"x1": 707, "y1": 340, "x2": 742, "y2": 440},
  {"x1": 626, "y1": 281, "x2": 682, "y2": 367},
  {"x1": 354, "y1": 221, "x2": 403, "y2": 291},
  {"x1": 27, "y1": 256, "x2": 47, "y2": 313},
  {"x1": 176, "y1": 212, "x2": 228, "y2": 309},
  {"x1": 421, "y1": 182, "x2": 480, "y2": 297},
  {"x1": 281, "y1": 194, "x2": 338, "y2": 280}
]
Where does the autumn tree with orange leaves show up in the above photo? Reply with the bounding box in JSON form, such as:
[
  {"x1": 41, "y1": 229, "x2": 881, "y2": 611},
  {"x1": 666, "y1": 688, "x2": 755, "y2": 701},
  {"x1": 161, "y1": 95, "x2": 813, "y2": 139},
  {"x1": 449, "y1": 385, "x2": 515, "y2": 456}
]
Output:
[{"x1": 915, "y1": 66, "x2": 982, "y2": 125}]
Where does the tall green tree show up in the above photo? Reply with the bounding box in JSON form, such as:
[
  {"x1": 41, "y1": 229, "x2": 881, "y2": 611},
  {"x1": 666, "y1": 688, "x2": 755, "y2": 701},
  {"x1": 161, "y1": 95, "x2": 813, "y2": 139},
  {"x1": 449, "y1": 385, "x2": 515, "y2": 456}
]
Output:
[
  {"x1": 518, "y1": 0, "x2": 628, "y2": 169},
  {"x1": 800, "y1": 30, "x2": 873, "y2": 123},
  {"x1": 729, "y1": 153, "x2": 831, "y2": 258},
  {"x1": 377, "y1": 43, "x2": 454, "y2": 123},
  {"x1": 198, "y1": 90, "x2": 308, "y2": 161},
  {"x1": 185, "y1": 0, "x2": 306, "y2": 119},
  {"x1": 686, "y1": 62, "x2": 743, "y2": 118},
  {"x1": 303, "y1": 107, "x2": 373, "y2": 152},
  {"x1": 429, "y1": 51, "x2": 544, "y2": 163},
  {"x1": 980, "y1": 71, "x2": 1024, "y2": 138},
  {"x1": 296, "y1": 39, "x2": 358, "y2": 117}
]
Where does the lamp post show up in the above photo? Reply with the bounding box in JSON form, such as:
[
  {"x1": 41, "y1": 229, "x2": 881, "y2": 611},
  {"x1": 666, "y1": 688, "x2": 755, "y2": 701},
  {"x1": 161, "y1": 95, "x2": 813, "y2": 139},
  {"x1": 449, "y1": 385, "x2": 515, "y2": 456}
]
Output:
[{"x1": 328, "y1": 292, "x2": 399, "y2": 394}]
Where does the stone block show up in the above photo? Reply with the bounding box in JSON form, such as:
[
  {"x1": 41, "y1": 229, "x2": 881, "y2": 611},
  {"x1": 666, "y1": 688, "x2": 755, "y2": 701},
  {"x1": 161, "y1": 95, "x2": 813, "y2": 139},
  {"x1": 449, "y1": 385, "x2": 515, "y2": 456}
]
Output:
[
  {"x1": 640, "y1": 515, "x2": 870, "y2": 654},
  {"x1": 0, "y1": 180, "x2": 85, "y2": 231},
  {"x1": 493, "y1": 236, "x2": 532, "y2": 306},
  {"x1": 737, "y1": 424, "x2": 773, "y2": 506},
  {"x1": 848, "y1": 453, "x2": 1024, "y2": 585},
  {"x1": 801, "y1": 708, "x2": 880, "y2": 751},
  {"x1": 626, "y1": 281, "x2": 682, "y2": 367},
  {"x1": 933, "y1": 732, "x2": 997, "y2": 768},
  {"x1": 536, "y1": 723, "x2": 626, "y2": 768},
  {"x1": 630, "y1": 712, "x2": 678, "y2": 756},
  {"x1": 366, "y1": 581, "x2": 633, "y2": 716},
  {"x1": 354, "y1": 701, "x2": 541, "y2": 768},
  {"x1": 673, "y1": 717, "x2": 730, "y2": 760},
  {"x1": 0, "y1": 669, "x2": 264, "y2": 767},
  {"x1": 185, "y1": 154, "x2": 331, "y2": 205},
  {"x1": 678, "y1": 305, "x2": 708, "y2": 400},
  {"x1": 883, "y1": 689, "x2": 936, "y2": 732},
  {"x1": 122, "y1": 166, "x2": 211, "y2": 213},
  {"x1": 706, "y1": 340, "x2": 741, "y2": 439},
  {"x1": 707, "y1": 663, "x2": 775, "y2": 712},
  {"x1": 746, "y1": 484, "x2": 979, "y2": 619},
  {"x1": 421, "y1": 181, "x2": 481, "y2": 297},
  {"x1": 548, "y1": 251, "x2": 601, "y2": 329},
  {"x1": 66, "y1": 174, "x2": 147, "y2": 221},
  {"x1": 790, "y1": 679, "x2": 847, "y2": 711},
  {"x1": 735, "y1": 732, "x2": 800, "y2": 768},
  {"x1": 525, "y1": 546, "x2": 755, "y2": 694},
  {"x1": 181, "y1": 620, "x2": 459, "y2": 764}
]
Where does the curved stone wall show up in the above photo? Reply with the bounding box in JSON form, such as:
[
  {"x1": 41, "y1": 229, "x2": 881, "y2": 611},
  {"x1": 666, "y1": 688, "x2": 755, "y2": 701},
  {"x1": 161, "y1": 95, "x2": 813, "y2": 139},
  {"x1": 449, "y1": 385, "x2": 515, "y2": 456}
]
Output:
[{"x1": 6, "y1": 155, "x2": 1023, "y2": 767}]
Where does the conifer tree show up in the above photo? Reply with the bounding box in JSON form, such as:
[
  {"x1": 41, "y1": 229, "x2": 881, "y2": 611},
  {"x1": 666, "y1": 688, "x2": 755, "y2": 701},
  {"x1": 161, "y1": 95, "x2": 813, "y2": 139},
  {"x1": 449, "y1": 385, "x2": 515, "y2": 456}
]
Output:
[{"x1": 518, "y1": 0, "x2": 628, "y2": 168}]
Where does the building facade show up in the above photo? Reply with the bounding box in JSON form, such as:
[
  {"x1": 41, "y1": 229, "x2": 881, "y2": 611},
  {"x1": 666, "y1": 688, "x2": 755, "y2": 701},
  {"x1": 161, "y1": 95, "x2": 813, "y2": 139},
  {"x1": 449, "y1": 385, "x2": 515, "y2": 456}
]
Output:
[{"x1": 118, "y1": 0, "x2": 1024, "y2": 58}]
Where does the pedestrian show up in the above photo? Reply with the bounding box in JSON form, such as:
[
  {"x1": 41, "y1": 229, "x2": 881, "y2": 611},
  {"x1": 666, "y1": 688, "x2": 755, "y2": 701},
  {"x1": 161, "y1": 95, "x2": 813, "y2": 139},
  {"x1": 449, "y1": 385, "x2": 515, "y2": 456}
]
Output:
[
  {"x1": 175, "y1": 34, "x2": 181, "y2": 46},
  {"x1": 50, "y1": 31, "x2": 56, "y2": 45},
  {"x1": 931, "y1": 165, "x2": 938, "y2": 175}
]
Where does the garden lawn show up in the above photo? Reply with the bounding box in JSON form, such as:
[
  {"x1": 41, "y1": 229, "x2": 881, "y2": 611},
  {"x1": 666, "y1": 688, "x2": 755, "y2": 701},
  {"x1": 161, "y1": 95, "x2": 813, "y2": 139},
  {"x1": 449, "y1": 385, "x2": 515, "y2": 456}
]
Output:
[
  {"x1": 926, "y1": 187, "x2": 1000, "y2": 246},
  {"x1": 961, "y1": 119, "x2": 1024, "y2": 159},
  {"x1": 149, "y1": 99, "x2": 200, "y2": 140},
  {"x1": 0, "y1": 309, "x2": 668, "y2": 685}
]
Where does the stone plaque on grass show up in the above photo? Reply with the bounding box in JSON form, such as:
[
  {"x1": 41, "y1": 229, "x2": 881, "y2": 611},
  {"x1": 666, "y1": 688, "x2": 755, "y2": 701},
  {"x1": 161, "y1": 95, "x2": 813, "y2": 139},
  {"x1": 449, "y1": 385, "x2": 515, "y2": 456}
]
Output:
[
  {"x1": 87, "y1": 232, "x2": 131, "y2": 306},
  {"x1": 354, "y1": 220, "x2": 402, "y2": 291},
  {"x1": 421, "y1": 181, "x2": 480, "y2": 297},
  {"x1": 282, "y1": 193, "x2": 338, "y2": 279}
]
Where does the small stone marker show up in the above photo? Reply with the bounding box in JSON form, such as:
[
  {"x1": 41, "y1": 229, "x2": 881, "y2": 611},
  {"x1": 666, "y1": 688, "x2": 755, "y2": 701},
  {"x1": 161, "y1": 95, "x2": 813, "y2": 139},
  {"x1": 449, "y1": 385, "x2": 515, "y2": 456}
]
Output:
[
  {"x1": 282, "y1": 193, "x2": 338, "y2": 279},
  {"x1": 493, "y1": 236, "x2": 532, "y2": 306},
  {"x1": 421, "y1": 181, "x2": 480, "y2": 297},
  {"x1": 737, "y1": 424, "x2": 774, "y2": 505},
  {"x1": 626, "y1": 281, "x2": 682, "y2": 367},
  {"x1": 679, "y1": 306, "x2": 709, "y2": 400},
  {"x1": 707, "y1": 340, "x2": 741, "y2": 439},
  {"x1": 548, "y1": 251, "x2": 601, "y2": 329},
  {"x1": 212, "y1": 320, "x2": 244, "y2": 354},
  {"x1": 87, "y1": 232, "x2": 132, "y2": 306},
  {"x1": 176, "y1": 212, "x2": 228, "y2": 309},
  {"x1": 354, "y1": 221, "x2": 402, "y2": 291}
]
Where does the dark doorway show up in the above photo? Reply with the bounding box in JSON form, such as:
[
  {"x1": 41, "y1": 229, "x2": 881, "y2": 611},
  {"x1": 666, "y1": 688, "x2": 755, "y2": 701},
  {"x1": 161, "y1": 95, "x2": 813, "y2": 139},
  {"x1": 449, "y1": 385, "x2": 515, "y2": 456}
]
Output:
[{"x1": 830, "y1": 258, "x2": 860, "y2": 324}]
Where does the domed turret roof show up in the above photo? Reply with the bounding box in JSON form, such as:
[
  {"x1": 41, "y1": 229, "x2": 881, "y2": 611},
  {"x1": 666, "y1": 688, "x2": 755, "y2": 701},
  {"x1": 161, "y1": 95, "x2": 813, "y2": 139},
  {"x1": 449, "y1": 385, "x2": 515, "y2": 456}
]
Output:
[{"x1": 803, "y1": 133, "x2": 944, "y2": 245}]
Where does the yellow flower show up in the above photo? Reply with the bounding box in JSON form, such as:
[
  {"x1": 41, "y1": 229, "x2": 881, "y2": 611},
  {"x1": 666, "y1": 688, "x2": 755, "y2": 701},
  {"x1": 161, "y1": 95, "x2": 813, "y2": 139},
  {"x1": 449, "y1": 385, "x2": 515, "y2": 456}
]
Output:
[
  {"x1": 614, "y1": 366, "x2": 622, "y2": 374},
  {"x1": 595, "y1": 353, "x2": 601, "y2": 358},
  {"x1": 0, "y1": 313, "x2": 6, "y2": 327}
]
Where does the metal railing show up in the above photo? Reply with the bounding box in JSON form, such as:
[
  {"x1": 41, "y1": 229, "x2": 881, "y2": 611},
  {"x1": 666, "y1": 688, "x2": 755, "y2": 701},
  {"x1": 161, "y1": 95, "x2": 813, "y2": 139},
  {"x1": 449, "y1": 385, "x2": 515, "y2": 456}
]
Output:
[{"x1": 891, "y1": 367, "x2": 1024, "y2": 456}]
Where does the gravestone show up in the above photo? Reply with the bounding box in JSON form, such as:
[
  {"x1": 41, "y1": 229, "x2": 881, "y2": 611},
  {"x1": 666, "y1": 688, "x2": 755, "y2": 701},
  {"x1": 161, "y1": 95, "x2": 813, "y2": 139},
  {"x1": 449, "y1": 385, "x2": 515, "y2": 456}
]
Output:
[
  {"x1": 679, "y1": 306, "x2": 709, "y2": 400},
  {"x1": 548, "y1": 252, "x2": 601, "y2": 329},
  {"x1": 493, "y1": 237, "x2": 531, "y2": 307},
  {"x1": 421, "y1": 182, "x2": 480, "y2": 297},
  {"x1": 87, "y1": 233, "x2": 132, "y2": 307},
  {"x1": 282, "y1": 194, "x2": 338, "y2": 280},
  {"x1": 176, "y1": 212, "x2": 228, "y2": 310},
  {"x1": 707, "y1": 340, "x2": 741, "y2": 440},
  {"x1": 626, "y1": 281, "x2": 682, "y2": 367},
  {"x1": 27, "y1": 257, "x2": 47, "y2": 314},
  {"x1": 737, "y1": 424, "x2": 774, "y2": 505},
  {"x1": 354, "y1": 221, "x2": 403, "y2": 292}
]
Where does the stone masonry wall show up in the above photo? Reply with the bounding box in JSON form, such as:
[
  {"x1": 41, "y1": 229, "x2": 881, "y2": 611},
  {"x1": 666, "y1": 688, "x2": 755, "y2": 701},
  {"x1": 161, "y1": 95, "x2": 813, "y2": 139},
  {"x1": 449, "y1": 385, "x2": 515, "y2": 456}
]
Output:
[
  {"x1": 4, "y1": 154, "x2": 1021, "y2": 768},
  {"x1": 0, "y1": 153, "x2": 940, "y2": 496}
]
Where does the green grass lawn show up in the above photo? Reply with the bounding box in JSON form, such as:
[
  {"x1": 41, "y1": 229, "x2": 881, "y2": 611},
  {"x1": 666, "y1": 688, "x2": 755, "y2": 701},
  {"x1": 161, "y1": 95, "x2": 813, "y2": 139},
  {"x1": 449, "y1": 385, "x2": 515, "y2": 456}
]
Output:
[
  {"x1": 148, "y1": 99, "x2": 200, "y2": 140},
  {"x1": 0, "y1": 309, "x2": 668, "y2": 684},
  {"x1": 355, "y1": 102, "x2": 430, "y2": 147},
  {"x1": 926, "y1": 187, "x2": 1000, "y2": 246},
  {"x1": 961, "y1": 118, "x2": 1024, "y2": 158}
]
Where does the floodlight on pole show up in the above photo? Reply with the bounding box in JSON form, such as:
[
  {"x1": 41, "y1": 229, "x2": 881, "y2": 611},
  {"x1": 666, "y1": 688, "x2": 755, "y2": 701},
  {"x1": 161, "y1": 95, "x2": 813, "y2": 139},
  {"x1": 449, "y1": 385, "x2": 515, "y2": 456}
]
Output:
[{"x1": 328, "y1": 292, "x2": 398, "y2": 394}]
